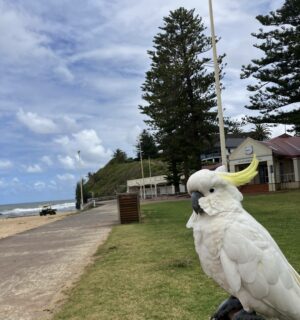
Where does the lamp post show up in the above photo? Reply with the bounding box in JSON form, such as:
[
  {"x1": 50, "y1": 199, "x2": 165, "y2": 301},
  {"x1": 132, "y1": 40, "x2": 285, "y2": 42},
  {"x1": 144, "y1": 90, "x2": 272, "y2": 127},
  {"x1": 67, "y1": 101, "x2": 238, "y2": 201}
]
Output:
[
  {"x1": 208, "y1": 0, "x2": 227, "y2": 167},
  {"x1": 77, "y1": 150, "x2": 84, "y2": 210}
]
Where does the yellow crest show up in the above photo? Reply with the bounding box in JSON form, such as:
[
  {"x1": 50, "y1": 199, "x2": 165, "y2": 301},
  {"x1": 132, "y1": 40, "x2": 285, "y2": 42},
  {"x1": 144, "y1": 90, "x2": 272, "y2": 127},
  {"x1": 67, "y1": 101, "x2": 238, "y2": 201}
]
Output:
[{"x1": 218, "y1": 155, "x2": 259, "y2": 186}]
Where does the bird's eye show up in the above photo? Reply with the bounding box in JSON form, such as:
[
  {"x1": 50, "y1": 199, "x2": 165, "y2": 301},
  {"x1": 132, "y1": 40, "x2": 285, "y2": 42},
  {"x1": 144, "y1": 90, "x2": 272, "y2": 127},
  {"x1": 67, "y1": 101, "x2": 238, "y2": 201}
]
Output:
[{"x1": 209, "y1": 188, "x2": 215, "y2": 193}]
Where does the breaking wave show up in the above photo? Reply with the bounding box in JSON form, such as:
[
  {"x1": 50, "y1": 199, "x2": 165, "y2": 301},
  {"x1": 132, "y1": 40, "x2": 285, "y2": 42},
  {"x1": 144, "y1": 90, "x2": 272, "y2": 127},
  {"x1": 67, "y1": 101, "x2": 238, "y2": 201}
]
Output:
[{"x1": 0, "y1": 201, "x2": 75, "y2": 217}]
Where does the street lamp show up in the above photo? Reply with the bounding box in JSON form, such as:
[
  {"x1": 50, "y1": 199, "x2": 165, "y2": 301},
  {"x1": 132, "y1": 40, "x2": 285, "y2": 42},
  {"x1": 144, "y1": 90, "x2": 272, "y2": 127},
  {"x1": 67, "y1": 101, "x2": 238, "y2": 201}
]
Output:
[
  {"x1": 77, "y1": 150, "x2": 84, "y2": 210},
  {"x1": 208, "y1": 0, "x2": 227, "y2": 168}
]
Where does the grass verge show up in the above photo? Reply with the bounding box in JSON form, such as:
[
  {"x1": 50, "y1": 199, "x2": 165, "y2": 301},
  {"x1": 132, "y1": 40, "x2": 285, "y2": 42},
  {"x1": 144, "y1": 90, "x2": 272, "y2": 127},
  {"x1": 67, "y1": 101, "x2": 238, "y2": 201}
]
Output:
[{"x1": 53, "y1": 191, "x2": 300, "y2": 320}]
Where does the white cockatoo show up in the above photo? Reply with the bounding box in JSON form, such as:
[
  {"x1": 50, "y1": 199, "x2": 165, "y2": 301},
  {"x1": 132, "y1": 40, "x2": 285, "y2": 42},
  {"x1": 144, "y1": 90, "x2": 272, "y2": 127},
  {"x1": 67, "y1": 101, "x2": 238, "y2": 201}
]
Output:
[{"x1": 186, "y1": 155, "x2": 300, "y2": 320}]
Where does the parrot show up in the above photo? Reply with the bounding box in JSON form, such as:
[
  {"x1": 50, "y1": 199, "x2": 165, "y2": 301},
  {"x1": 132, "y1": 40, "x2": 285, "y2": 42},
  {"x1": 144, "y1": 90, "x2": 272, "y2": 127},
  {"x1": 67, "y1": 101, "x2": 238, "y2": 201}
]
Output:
[{"x1": 186, "y1": 155, "x2": 300, "y2": 320}]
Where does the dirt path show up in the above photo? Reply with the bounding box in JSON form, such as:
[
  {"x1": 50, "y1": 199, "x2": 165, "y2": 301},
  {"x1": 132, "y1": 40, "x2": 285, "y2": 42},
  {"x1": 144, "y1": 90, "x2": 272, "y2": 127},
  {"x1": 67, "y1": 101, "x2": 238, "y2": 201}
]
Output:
[{"x1": 0, "y1": 201, "x2": 119, "y2": 320}]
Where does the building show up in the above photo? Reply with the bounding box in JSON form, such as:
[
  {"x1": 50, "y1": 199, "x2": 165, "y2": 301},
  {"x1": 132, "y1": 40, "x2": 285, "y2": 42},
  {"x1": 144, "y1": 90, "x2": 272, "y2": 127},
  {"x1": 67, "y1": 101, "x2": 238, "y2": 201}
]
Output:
[
  {"x1": 128, "y1": 134, "x2": 300, "y2": 197},
  {"x1": 201, "y1": 134, "x2": 247, "y2": 164},
  {"x1": 229, "y1": 134, "x2": 300, "y2": 192},
  {"x1": 127, "y1": 175, "x2": 186, "y2": 198},
  {"x1": 126, "y1": 135, "x2": 247, "y2": 198}
]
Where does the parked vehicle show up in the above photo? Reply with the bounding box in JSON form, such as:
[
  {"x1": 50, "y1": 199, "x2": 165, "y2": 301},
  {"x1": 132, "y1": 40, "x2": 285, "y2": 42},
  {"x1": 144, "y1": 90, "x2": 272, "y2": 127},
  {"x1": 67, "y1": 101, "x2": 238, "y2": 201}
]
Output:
[{"x1": 39, "y1": 205, "x2": 57, "y2": 216}]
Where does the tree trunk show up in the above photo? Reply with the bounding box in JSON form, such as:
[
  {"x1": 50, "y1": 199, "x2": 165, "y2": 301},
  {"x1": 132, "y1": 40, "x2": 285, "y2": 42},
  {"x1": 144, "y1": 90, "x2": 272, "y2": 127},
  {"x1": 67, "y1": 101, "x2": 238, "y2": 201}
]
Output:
[
  {"x1": 183, "y1": 159, "x2": 190, "y2": 187},
  {"x1": 171, "y1": 159, "x2": 180, "y2": 193}
]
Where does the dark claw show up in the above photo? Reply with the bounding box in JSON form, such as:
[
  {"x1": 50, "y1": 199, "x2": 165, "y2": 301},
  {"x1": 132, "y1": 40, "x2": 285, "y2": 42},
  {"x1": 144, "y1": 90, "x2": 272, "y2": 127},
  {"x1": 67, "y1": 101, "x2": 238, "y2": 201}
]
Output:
[
  {"x1": 191, "y1": 191, "x2": 204, "y2": 214},
  {"x1": 232, "y1": 310, "x2": 265, "y2": 320},
  {"x1": 211, "y1": 296, "x2": 243, "y2": 320}
]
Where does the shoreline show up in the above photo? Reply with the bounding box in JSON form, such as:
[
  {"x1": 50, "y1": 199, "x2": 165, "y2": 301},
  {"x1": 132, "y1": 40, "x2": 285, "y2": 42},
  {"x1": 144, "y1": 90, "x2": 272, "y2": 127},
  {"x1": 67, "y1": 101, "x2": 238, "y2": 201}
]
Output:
[{"x1": 0, "y1": 211, "x2": 76, "y2": 240}]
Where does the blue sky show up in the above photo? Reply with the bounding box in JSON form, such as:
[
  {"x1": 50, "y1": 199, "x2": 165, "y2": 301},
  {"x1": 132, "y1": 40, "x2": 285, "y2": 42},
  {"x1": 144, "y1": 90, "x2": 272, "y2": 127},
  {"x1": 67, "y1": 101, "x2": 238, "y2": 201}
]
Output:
[{"x1": 0, "y1": 0, "x2": 286, "y2": 204}]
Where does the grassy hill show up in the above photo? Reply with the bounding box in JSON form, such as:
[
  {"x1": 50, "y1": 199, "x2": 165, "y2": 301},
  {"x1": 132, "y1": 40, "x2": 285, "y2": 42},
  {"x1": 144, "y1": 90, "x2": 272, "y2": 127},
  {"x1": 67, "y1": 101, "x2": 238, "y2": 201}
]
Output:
[{"x1": 85, "y1": 159, "x2": 167, "y2": 197}]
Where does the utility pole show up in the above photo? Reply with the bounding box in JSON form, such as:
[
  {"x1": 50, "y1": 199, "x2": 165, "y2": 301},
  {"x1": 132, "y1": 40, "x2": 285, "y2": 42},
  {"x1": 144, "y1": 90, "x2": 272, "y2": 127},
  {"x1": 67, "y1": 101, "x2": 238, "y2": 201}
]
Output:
[
  {"x1": 148, "y1": 156, "x2": 153, "y2": 198},
  {"x1": 77, "y1": 150, "x2": 84, "y2": 209},
  {"x1": 139, "y1": 139, "x2": 146, "y2": 199},
  {"x1": 208, "y1": 0, "x2": 227, "y2": 167}
]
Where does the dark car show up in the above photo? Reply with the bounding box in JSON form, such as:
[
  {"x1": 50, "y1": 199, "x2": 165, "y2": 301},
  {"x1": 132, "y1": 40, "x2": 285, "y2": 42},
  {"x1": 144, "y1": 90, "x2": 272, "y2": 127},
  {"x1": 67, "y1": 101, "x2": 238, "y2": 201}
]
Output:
[{"x1": 39, "y1": 205, "x2": 57, "y2": 216}]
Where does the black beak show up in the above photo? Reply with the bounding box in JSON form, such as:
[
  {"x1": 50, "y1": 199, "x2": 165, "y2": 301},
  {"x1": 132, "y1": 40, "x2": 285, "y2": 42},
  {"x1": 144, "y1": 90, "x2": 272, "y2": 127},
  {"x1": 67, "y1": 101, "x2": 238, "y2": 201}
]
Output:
[{"x1": 191, "y1": 191, "x2": 204, "y2": 214}]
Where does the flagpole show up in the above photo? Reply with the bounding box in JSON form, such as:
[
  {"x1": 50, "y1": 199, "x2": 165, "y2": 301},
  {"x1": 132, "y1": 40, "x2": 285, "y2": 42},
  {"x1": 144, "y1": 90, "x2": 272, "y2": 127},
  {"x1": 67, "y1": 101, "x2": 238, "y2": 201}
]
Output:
[{"x1": 208, "y1": 0, "x2": 227, "y2": 167}]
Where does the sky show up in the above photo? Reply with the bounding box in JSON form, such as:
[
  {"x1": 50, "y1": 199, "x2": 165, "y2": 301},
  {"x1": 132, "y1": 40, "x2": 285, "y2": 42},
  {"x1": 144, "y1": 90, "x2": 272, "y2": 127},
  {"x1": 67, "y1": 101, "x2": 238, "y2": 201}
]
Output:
[{"x1": 0, "y1": 0, "x2": 287, "y2": 204}]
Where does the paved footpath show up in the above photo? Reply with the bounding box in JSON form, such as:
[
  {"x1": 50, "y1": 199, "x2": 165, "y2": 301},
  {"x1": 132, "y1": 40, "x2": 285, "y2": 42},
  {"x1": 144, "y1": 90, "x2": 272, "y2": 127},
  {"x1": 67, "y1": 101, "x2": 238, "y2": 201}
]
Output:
[{"x1": 0, "y1": 201, "x2": 119, "y2": 320}]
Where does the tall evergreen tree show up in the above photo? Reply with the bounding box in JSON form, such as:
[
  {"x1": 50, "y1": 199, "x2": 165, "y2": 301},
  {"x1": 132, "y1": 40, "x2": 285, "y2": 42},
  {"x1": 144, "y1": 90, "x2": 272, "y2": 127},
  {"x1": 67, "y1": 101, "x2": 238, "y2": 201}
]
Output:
[
  {"x1": 75, "y1": 180, "x2": 89, "y2": 209},
  {"x1": 157, "y1": 131, "x2": 184, "y2": 192},
  {"x1": 241, "y1": 0, "x2": 300, "y2": 131},
  {"x1": 109, "y1": 149, "x2": 127, "y2": 164},
  {"x1": 139, "y1": 7, "x2": 223, "y2": 181},
  {"x1": 224, "y1": 117, "x2": 246, "y2": 135},
  {"x1": 135, "y1": 129, "x2": 159, "y2": 160}
]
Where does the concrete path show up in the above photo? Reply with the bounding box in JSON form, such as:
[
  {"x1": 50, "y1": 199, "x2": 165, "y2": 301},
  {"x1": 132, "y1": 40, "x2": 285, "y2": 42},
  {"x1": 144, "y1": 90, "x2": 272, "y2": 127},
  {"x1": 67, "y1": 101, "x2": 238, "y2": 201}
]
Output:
[{"x1": 0, "y1": 201, "x2": 119, "y2": 320}]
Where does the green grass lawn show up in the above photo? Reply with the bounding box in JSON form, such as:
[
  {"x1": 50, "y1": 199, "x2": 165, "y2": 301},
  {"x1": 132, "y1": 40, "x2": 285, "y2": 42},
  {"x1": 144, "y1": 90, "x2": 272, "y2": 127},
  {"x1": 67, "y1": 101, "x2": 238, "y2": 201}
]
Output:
[{"x1": 53, "y1": 191, "x2": 300, "y2": 320}]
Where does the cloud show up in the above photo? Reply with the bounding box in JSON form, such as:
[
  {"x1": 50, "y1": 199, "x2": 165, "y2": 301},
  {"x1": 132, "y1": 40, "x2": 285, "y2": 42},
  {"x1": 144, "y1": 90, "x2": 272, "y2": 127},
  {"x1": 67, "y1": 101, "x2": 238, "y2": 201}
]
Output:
[
  {"x1": 54, "y1": 64, "x2": 74, "y2": 82},
  {"x1": 0, "y1": 2, "x2": 52, "y2": 64},
  {"x1": 69, "y1": 45, "x2": 146, "y2": 67},
  {"x1": 25, "y1": 164, "x2": 42, "y2": 173},
  {"x1": 48, "y1": 180, "x2": 57, "y2": 190},
  {"x1": 72, "y1": 129, "x2": 112, "y2": 160},
  {"x1": 17, "y1": 109, "x2": 58, "y2": 134},
  {"x1": 126, "y1": 125, "x2": 142, "y2": 145},
  {"x1": 0, "y1": 159, "x2": 13, "y2": 169},
  {"x1": 55, "y1": 136, "x2": 70, "y2": 146},
  {"x1": 41, "y1": 155, "x2": 53, "y2": 166},
  {"x1": 12, "y1": 177, "x2": 20, "y2": 185},
  {"x1": 271, "y1": 124, "x2": 293, "y2": 138},
  {"x1": 0, "y1": 177, "x2": 23, "y2": 190},
  {"x1": 55, "y1": 129, "x2": 112, "y2": 168},
  {"x1": 61, "y1": 115, "x2": 78, "y2": 131},
  {"x1": 34, "y1": 181, "x2": 46, "y2": 191},
  {"x1": 0, "y1": 0, "x2": 288, "y2": 204},
  {"x1": 0, "y1": 1, "x2": 75, "y2": 86},
  {"x1": 57, "y1": 155, "x2": 76, "y2": 170},
  {"x1": 57, "y1": 173, "x2": 76, "y2": 181}
]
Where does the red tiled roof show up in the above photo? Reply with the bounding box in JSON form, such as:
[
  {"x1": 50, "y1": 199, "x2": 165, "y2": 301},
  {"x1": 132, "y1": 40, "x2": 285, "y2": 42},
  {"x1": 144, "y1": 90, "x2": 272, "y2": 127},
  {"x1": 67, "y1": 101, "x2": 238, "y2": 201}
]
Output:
[{"x1": 262, "y1": 134, "x2": 300, "y2": 157}]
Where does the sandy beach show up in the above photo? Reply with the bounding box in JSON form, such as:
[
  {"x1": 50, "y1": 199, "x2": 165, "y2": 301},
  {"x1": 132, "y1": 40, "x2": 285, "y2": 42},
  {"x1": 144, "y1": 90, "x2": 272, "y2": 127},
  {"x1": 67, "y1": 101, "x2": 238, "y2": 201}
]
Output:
[{"x1": 0, "y1": 212, "x2": 75, "y2": 239}]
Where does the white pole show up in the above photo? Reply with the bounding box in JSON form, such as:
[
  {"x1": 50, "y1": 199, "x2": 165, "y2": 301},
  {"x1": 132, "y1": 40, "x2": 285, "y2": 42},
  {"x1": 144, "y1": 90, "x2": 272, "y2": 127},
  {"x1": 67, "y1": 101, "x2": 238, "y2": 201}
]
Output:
[
  {"x1": 208, "y1": 0, "x2": 227, "y2": 167},
  {"x1": 139, "y1": 139, "x2": 146, "y2": 199},
  {"x1": 148, "y1": 156, "x2": 153, "y2": 198},
  {"x1": 77, "y1": 150, "x2": 84, "y2": 209}
]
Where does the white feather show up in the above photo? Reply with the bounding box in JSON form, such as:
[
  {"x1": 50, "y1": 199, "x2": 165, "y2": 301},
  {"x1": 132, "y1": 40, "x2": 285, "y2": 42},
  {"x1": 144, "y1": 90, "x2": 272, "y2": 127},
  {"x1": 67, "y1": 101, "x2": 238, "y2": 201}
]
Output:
[{"x1": 187, "y1": 168, "x2": 300, "y2": 320}]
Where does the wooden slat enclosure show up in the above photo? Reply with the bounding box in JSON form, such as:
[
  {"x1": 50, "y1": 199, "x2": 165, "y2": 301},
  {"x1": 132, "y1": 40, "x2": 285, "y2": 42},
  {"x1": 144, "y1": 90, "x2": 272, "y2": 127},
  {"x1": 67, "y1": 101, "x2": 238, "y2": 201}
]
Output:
[
  {"x1": 117, "y1": 193, "x2": 141, "y2": 224},
  {"x1": 239, "y1": 183, "x2": 269, "y2": 194}
]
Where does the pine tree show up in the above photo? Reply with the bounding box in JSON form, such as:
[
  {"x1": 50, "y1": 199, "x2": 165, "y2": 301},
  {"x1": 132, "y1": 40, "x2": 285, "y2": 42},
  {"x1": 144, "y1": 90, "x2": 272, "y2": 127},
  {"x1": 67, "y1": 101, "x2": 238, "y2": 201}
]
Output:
[
  {"x1": 224, "y1": 117, "x2": 246, "y2": 135},
  {"x1": 241, "y1": 0, "x2": 300, "y2": 131},
  {"x1": 135, "y1": 130, "x2": 159, "y2": 160},
  {"x1": 139, "y1": 7, "x2": 223, "y2": 181},
  {"x1": 109, "y1": 149, "x2": 127, "y2": 164},
  {"x1": 75, "y1": 180, "x2": 89, "y2": 209},
  {"x1": 75, "y1": 182, "x2": 81, "y2": 210}
]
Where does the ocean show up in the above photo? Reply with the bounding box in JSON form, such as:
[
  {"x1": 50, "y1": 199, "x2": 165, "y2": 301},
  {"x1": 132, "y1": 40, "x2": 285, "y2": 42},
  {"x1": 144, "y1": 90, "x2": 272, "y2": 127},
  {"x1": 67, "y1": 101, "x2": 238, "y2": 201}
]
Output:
[{"x1": 0, "y1": 200, "x2": 76, "y2": 218}]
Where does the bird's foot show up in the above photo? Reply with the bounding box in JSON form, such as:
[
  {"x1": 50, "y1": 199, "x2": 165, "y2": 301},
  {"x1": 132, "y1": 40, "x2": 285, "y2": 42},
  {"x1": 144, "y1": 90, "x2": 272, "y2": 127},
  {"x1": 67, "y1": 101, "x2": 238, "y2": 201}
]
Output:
[
  {"x1": 232, "y1": 310, "x2": 265, "y2": 320},
  {"x1": 211, "y1": 296, "x2": 243, "y2": 320}
]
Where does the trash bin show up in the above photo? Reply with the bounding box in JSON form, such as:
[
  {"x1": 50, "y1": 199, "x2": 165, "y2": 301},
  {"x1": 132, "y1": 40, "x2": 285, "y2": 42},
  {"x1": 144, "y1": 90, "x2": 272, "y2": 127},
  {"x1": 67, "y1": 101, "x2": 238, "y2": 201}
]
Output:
[{"x1": 117, "y1": 193, "x2": 141, "y2": 224}]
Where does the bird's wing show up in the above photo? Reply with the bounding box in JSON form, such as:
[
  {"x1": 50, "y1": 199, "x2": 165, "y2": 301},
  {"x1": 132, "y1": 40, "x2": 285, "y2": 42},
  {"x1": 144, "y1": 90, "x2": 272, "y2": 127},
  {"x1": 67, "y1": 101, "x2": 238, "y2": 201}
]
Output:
[
  {"x1": 220, "y1": 214, "x2": 300, "y2": 318},
  {"x1": 186, "y1": 211, "x2": 200, "y2": 229}
]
